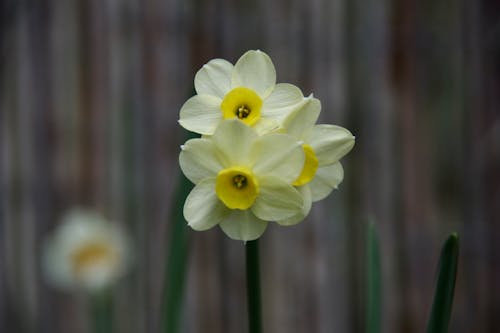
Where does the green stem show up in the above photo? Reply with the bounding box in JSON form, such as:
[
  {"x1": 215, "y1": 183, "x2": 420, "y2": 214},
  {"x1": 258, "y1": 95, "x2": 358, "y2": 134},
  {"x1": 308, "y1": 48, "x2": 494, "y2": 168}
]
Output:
[
  {"x1": 90, "y1": 292, "x2": 113, "y2": 333},
  {"x1": 246, "y1": 240, "x2": 262, "y2": 333},
  {"x1": 162, "y1": 173, "x2": 193, "y2": 333},
  {"x1": 162, "y1": 131, "x2": 197, "y2": 333}
]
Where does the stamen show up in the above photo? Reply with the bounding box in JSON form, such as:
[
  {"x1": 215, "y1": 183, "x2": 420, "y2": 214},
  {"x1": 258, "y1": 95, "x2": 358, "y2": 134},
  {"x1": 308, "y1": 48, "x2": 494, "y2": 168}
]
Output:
[
  {"x1": 236, "y1": 105, "x2": 250, "y2": 119},
  {"x1": 233, "y1": 175, "x2": 247, "y2": 188},
  {"x1": 221, "y1": 88, "x2": 262, "y2": 125}
]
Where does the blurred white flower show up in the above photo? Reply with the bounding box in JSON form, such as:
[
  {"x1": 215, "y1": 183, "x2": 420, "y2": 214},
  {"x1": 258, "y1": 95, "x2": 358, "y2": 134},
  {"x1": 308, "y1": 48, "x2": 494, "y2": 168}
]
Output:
[
  {"x1": 43, "y1": 209, "x2": 131, "y2": 293},
  {"x1": 278, "y1": 98, "x2": 355, "y2": 225},
  {"x1": 179, "y1": 50, "x2": 310, "y2": 135}
]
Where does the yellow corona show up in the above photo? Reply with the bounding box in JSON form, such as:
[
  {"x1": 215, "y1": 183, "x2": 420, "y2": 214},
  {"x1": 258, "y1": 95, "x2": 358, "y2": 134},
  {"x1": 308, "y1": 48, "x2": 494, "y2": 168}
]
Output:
[{"x1": 216, "y1": 166, "x2": 259, "y2": 209}]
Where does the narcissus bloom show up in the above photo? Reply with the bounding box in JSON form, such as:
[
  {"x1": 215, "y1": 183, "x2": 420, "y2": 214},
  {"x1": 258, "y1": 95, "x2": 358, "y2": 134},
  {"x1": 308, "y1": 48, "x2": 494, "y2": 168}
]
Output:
[
  {"x1": 179, "y1": 50, "x2": 309, "y2": 135},
  {"x1": 43, "y1": 209, "x2": 131, "y2": 292},
  {"x1": 179, "y1": 119, "x2": 305, "y2": 241},
  {"x1": 277, "y1": 98, "x2": 355, "y2": 225}
]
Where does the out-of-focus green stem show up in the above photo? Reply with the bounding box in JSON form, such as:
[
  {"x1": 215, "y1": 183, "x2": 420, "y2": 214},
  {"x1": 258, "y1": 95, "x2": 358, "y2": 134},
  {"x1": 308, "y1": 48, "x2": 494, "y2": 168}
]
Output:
[
  {"x1": 162, "y1": 132, "x2": 197, "y2": 333},
  {"x1": 246, "y1": 239, "x2": 262, "y2": 333},
  {"x1": 426, "y1": 233, "x2": 459, "y2": 333},
  {"x1": 91, "y1": 292, "x2": 113, "y2": 333},
  {"x1": 161, "y1": 172, "x2": 192, "y2": 333}
]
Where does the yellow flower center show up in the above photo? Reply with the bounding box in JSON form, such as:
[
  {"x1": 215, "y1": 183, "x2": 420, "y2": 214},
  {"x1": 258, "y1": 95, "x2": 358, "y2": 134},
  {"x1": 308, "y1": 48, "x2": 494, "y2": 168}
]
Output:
[
  {"x1": 71, "y1": 243, "x2": 116, "y2": 275},
  {"x1": 216, "y1": 166, "x2": 259, "y2": 209},
  {"x1": 293, "y1": 144, "x2": 319, "y2": 186},
  {"x1": 221, "y1": 87, "x2": 262, "y2": 126}
]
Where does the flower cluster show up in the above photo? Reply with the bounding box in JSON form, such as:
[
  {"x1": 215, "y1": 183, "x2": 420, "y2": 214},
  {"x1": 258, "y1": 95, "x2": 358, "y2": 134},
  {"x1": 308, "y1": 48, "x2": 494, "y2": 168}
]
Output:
[{"x1": 179, "y1": 50, "x2": 354, "y2": 241}]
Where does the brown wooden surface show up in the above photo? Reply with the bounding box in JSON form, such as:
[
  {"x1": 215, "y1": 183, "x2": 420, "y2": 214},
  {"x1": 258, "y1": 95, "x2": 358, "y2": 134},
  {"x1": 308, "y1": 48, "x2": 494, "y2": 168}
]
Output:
[{"x1": 1, "y1": 0, "x2": 499, "y2": 332}]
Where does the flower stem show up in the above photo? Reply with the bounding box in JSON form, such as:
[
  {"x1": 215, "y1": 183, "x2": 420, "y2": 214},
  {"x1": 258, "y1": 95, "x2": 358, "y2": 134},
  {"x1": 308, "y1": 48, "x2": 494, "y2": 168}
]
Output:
[
  {"x1": 90, "y1": 292, "x2": 112, "y2": 333},
  {"x1": 162, "y1": 176, "x2": 192, "y2": 333},
  {"x1": 246, "y1": 239, "x2": 262, "y2": 333},
  {"x1": 162, "y1": 131, "x2": 197, "y2": 333}
]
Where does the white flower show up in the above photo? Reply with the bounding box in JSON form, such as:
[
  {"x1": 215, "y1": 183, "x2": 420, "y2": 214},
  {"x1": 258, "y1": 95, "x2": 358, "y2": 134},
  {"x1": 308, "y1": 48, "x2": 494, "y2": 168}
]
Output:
[
  {"x1": 179, "y1": 50, "x2": 309, "y2": 136},
  {"x1": 277, "y1": 98, "x2": 355, "y2": 225},
  {"x1": 42, "y1": 209, "x2": 131, "y2": 293},
  {"x1": 179, "y1": 119, "x2": 305, "y2": 241}
]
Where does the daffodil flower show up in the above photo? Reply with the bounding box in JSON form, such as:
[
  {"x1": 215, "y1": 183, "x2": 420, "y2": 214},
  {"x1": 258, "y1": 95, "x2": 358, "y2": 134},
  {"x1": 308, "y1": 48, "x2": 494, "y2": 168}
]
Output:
[
  {"x1": 179, "y1": 119, "x2": 305, "y2": 241},
  {"x1": 179, "y1": 50, "x2": 309, "y2": 135},
  {"x1": 43, "y1": 209, "x2": 131, "y2": 292},
  {"x1": 277, "y1": 98, "x2": 355, "y2": 225}
]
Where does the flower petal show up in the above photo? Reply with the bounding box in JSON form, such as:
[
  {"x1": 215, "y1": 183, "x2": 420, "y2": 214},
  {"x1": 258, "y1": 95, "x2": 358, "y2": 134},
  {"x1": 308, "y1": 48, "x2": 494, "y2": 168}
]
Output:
[
  {"x1": 219, "y1": 210, "x2": 268, "y2": 241},
  {"x1": 310, "y1": 162, "x2": 344, "y2": 202},
  {"x1": 179, "y1": 94, "x2": 223, "y2": 135},
  {"x1": 276, "y1": 185, "x2": 312, "y2": 226},
  {"x1": 281, "y1": 97, "x2": 321, "y2": 139},
  {"x1": 212, "y1": 119, "x2": 258, "y2": 166},
  {"x1": 232, "y1": 50, "x2": 276, "y2": 98},
  {"x1": 251, "y1": 176, "x2": 303, "y2": 221},
  {"x1": 42, "y1": 237, "x2": 74, "y2": 290},
  {"x1": 179, "y1": 138, "x2": 224, "y2": 183},
  {"x1": 251, "y1": 133, "x2": 304, "y2": 182},
  {"x1": 307, "y1": 125, "x2": 355, "y2": 165},
  {"x1": 253, "y1": 117, "x2": 281, "y2": 135},
  {"x1": 195, "y1": 59, "x2": 234, "y2": 98},
  {"x1": 262, "y1": 83, "x2": 306, "y2": 121},
  {"x1": 184, "y1": 178, "x2": 230, "y2": 231}
]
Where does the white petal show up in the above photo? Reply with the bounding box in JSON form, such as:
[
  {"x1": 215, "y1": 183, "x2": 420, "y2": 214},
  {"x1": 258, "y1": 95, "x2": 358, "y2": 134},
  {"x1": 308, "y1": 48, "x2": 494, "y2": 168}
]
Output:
[
  {"x1": 281, "y1": 97, "x2": 321, "y2": 139},
  {"x1": 219, "y1": 210, "x2": 268, "y2": 241},
  {"x1": 307, "y1": 125, "x2": 355, "y2": 165},
  {"x1": 179, "y1": 94, "x2": 223, "y2": 135},
  {"x1": 212, "y1": 119, "x2": 258, "y2": 166},
  {"x1": 253, "y1": 117, "x2": 281, "y2": 135},
  {"x1": 251, "y1": 133, "x2": 304, "y2": 182},
  {"x1": 184, "y1": 178, "x2": 230, "y2": 231},
  {"x1": 195, "y1": 59, "x2": 234, "y2": 98},
  {"x1": 232, "y1": 50, "x2": 276, "y2": 98},
  {"x1": 276, "y1": 185, "x2": 312, "y2": 226},
  {"x1": 310, "y1": 162, "x2": 344, "y2": 202},
  {"x1": 42, "y1": 237, "x2": 74, "y2": 290},
  {"x1": 179, "y1": 138, "x2": 224, "y2": 183},
  {"x1": 251, "y1": 176, "x2": 303, "y2": 221},
  {"x1": 262, "y1": 83, "x2": 306, "y2": 121}
]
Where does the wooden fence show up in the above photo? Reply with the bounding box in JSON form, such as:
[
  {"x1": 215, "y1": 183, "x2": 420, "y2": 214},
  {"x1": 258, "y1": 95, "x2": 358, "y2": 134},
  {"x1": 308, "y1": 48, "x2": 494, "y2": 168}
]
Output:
[{"x1": 1, "y1": 0, "x2": 499, "y2": 332}]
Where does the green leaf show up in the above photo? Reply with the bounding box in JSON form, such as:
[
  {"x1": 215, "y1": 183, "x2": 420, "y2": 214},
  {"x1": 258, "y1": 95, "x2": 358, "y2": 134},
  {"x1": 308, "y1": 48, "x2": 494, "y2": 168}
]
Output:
[
  {"x1": 162, "y1": 131, "x2": 198, "y2": 333},
  {"x1": 366, "y1": 222, "x2": 381, "y2": 333},
  {"x1": 426, "y1": 233, "x2": 459, "y2": 333}
]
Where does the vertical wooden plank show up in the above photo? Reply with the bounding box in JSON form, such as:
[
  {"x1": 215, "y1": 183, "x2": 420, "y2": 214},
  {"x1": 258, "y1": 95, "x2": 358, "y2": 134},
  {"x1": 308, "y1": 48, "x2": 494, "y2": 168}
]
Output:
[
  {"x1": 88, "y1": 0, "x2": 111, "y2": 210},
  {"x1": 481, "y1": 3, "x2": 500, "y2": 331},
  {"x1": 26, "y1": 1, "x2": 57, "y2": 332},
  {"x1": 461, "y1": 0, "x2": 499, "y2": 332},
  {"x1": 0, "y1": 85, "x2": 5, "y2": 333},
  {"x1": 107, "y1": 1, "x2": 133, "y2": 333},
  {"x1": 123, "y1": 0, "x2": 147, "y2": 330},
  {"x1": 346, "y1": 0, "x2": 396, "y2": 331},
  {"x1": 49, "y1": 0, "x2": 86, "y2": 331},
  {"x1": 388, "y1": 0, "x2": 427, "y2": 331},
  {"x1": 1, "y1": 4, "x2": 22, "y2": 331},
  {"x1": 460, "y1": 2, "x2": 486, "y2": 330},
  {"x1": 309, "y1": 0, "x2": 350, "y2": 331},
  {"x1": 16, "y1": 5, "x2": 40, "y2": 331},
  {"x1": 152, "y1": 0, "x2": 192, "y2": 329}
]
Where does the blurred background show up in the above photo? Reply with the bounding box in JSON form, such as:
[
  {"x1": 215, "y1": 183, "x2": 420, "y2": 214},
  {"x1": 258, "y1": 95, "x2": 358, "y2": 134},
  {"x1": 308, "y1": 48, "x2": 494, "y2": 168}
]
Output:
[{"x1": 1, "y1": 0, "x2": 499, "y2": 332}]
